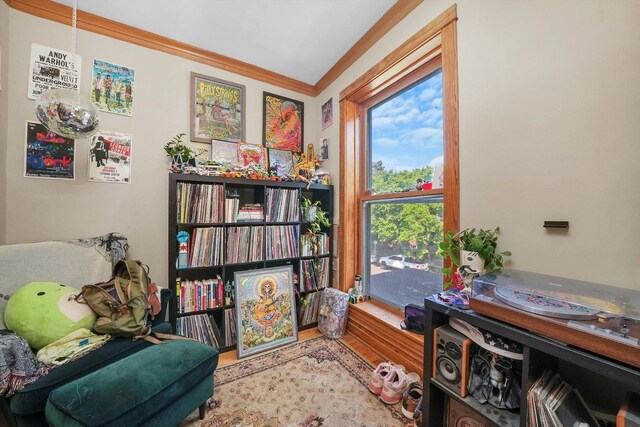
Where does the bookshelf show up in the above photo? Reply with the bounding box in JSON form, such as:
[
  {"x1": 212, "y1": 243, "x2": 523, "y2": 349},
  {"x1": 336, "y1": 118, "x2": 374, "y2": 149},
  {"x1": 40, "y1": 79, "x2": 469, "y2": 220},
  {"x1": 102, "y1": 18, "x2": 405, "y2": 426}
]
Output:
[{"x1": 168, "y1": 173, "x2": 333, "y2": 353}]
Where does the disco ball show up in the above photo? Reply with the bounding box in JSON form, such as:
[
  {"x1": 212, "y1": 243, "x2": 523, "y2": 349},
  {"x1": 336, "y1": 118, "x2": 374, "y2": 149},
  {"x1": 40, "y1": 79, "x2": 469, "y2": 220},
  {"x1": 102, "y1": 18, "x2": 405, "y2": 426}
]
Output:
[{"x1": 35, "y1": 89, "x2": 100, "y2": 139}]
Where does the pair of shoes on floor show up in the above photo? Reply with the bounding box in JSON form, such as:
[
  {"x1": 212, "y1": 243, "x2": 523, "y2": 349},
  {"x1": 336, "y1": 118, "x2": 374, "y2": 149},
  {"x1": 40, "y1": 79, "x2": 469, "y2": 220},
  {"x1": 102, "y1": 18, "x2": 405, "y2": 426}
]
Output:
[{"x1": 368, "y1": 362, "x2": 420, "y2": 405}]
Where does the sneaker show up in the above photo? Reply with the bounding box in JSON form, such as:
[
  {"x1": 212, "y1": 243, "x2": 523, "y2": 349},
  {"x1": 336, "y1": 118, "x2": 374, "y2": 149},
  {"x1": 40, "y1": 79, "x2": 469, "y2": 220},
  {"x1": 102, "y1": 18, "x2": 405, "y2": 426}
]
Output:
[
  {"x1": 449, "y1": 318, "x2": 523, "y2": 360},
  {"x1": 380, "y1": 370, "x2": 420, "y2": 405},
  {"x1": 412, "y1": 397, "x2": 423, "y2": 427},
  {"x1": 369, "y1": 362, "x2": 405, "y2": 395},
  {"x1": 401, "y1": 382, "x2": 423, "y2": 418}
]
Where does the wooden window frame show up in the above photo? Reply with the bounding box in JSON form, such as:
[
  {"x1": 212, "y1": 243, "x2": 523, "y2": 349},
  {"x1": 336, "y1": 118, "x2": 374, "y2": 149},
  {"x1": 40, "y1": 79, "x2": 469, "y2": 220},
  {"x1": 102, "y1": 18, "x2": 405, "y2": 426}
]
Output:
[{"x1": 337, "y1": 4, "x2": 458, "y2": 376}]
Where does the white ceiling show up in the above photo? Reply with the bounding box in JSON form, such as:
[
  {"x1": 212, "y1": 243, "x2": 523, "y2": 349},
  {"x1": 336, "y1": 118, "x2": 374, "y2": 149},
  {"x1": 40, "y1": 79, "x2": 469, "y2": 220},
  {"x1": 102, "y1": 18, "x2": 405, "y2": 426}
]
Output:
[{"x1": 53, "y1": 0, "x2": 397, "y2": 85}]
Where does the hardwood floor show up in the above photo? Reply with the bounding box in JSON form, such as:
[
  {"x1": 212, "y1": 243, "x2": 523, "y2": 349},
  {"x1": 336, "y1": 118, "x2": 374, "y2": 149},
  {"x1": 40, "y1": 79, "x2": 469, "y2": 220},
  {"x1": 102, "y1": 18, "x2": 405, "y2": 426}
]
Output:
[{"x1": 217, "y1": 328, "x2": 386, "y2": 368}]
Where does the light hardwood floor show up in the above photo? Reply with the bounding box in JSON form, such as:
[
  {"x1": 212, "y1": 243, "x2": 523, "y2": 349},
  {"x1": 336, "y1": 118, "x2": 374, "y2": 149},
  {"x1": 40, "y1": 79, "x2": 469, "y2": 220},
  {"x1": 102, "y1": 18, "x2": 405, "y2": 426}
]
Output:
[{"x1": 218, "y1": 328, "x2": 386, "y2": 367}]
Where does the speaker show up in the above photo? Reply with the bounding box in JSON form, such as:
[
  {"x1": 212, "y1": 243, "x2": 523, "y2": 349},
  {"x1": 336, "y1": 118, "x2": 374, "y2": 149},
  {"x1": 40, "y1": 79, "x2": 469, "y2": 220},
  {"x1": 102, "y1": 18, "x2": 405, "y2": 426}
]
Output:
[{"x1": 433, "y1": 324, "x2": 471, "y2": 397}]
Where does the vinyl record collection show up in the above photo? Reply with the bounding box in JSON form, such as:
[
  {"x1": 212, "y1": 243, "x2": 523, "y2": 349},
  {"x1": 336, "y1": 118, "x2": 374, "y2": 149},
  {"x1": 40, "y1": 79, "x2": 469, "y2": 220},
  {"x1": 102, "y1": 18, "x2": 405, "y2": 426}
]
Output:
[
  {"x1": 176, "y1": 182, "x2": 224, "y2": 223},
  {"x1": 265, "y1": 225, "x2": 299, "y2": 260},
  {"x1": 300, "y1": 258, "x2": 330, "y2": 291},
  {"x1": 298, "y1": 290, "x2": 322, "y2": 326},
  {"x1": 176, "y1": 314, "x2": 224, "y2": 348},
  {"x1": 301, "y1": 232, "x2": 329, "y2": 256},
  {"x1": 265, "y1": 188, "x2": 300, "y2": 222},
  {"x1": 188, "y1": 227, "x2": 224, "y2": 267},
  {"x1": 226, "y1": 226, "x2": 264, "y2": 263},
  {"x1": 528, "y1": 370, "x2": 599, "y2": 427}
]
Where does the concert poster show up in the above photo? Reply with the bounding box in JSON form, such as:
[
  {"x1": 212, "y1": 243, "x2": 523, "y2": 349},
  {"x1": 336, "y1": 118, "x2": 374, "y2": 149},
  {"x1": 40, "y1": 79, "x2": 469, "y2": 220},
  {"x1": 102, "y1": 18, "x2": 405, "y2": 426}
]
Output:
[{"x1": 24, "y1": 121, "x2": 75, "y2": 180}]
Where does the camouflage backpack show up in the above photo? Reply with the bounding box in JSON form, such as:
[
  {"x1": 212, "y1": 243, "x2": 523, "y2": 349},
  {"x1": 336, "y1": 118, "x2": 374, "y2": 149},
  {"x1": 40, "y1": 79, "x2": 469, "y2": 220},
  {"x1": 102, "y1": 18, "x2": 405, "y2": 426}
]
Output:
[{"x1": 77, "y1": 260, "x2": 163, "y2": 342}]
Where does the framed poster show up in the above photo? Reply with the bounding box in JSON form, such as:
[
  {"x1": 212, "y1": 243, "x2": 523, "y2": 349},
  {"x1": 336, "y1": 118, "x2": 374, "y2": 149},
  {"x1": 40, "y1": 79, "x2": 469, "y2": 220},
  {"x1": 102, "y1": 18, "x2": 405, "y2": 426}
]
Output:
[
  {"x1": 210, "y1": 139, "x2": 238, "y2": 165},
  {"x1": 235, "y1": 265, "x2": 298, "y2": 358},
  {"x1": 268, "y1": 148, "x2": 294, "y2": 178},
  {"x1": 28, "y1": 44, "x2": 81, "y2": 100},
  {"x1": 263, "y1": 92, "x2": 303, "y2": 153},
  {"x1": 191, "y1": 72, "x2": 245, "y2": 143},
  {"x1": 237, "y1": 143, "x2": 268, "y2": 170},
  {"x1": 24, "y1": 120, "x2": 75, "y2": 180},
  {"x1": 88, "y1": 130, "x2": 132, "y2": 183},
  {"x1": 321, "y1": 97, "x2": 333, "y2": 130},
  {"x1": 91, "y1": 59, "x2": 135, "y2": 116}
]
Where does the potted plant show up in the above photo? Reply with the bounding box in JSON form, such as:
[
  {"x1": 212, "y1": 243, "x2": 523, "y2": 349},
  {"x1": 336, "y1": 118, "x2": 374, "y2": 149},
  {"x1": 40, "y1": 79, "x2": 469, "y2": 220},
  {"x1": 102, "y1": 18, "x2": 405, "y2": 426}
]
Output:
[
  {"x1": 437, "y1": 227, "x2": 511, "y2": 288},
  {"x1": 300, "y1": 197, "x2": 331, "y2": 302},
  {"x1": 163, "y1": 133, "x2": 207, "y2": 171}
]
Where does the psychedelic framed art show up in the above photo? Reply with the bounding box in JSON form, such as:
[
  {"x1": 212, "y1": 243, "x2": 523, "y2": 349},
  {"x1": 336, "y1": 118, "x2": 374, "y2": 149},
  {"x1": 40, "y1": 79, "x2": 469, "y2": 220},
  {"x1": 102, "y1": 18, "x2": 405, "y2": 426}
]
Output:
[
  {"x1": 263, "y1": 92, "x2": 304, "y2": 153},
  {"x1": 235, "y1": 265, "x2": 298, "y2": 358},
  {"x1": 191, "y1": 72, "x2": 245, "y2": 143}
]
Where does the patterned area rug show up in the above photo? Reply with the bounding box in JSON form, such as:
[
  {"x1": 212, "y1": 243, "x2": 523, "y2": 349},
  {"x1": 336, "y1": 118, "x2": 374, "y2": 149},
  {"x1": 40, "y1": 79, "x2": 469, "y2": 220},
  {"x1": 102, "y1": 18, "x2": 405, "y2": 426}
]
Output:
[{"x1": 182, "y1": 336, "x2": 406, "y2": 427}]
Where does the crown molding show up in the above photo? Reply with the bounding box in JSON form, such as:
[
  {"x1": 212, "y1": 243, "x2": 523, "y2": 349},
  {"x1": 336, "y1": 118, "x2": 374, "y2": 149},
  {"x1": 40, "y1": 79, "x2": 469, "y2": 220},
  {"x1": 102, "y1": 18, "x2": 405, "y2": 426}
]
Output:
[{"x1": 4, "y1": 0, "x2": 422, "y2": 98}]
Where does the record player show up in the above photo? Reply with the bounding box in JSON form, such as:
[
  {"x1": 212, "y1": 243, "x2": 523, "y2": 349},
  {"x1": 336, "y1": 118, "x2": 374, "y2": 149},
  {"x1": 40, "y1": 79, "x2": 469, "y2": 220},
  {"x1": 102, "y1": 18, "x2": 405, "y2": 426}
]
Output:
[{"x1": 470, "y1": 269, "x2": 640, "y2": 368}]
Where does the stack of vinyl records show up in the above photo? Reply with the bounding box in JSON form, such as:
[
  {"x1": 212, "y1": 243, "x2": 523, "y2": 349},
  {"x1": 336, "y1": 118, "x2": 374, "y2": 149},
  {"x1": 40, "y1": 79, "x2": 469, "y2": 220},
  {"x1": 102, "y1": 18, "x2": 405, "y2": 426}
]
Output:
[{"x1": 528, "y1": 370, "x2": 599, "y2": 427}]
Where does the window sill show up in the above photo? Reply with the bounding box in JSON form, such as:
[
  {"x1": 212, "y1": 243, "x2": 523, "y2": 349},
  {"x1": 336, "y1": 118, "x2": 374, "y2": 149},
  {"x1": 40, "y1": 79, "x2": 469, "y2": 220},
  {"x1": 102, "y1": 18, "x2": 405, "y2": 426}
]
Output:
[{"x1": 349, "y1": 300, "x2": 424, "y2": 345}]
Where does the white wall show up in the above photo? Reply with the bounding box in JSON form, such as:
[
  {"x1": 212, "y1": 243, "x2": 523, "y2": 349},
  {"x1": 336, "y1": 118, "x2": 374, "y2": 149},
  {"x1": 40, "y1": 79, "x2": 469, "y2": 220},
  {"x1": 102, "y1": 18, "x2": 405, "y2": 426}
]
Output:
[
  {"x1": 0, "y1": 1, "x2": 9, "y2": 244},
  {"x1": 3, "y1": 10, "x2": 317, "y2": 286},
  {"x1": 4, "y1": 1, "x2": 640, "y2": 290},
  {"x1": 318, "y1": 0, "x2": 640, "y2": 289}
]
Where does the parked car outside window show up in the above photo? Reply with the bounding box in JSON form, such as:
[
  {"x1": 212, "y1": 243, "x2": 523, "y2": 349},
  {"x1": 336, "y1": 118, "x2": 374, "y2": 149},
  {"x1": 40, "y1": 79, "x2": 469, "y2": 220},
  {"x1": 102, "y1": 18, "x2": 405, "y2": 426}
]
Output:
[{"x1": 378, "y1": 255, "x2": 429, "y2": 271}]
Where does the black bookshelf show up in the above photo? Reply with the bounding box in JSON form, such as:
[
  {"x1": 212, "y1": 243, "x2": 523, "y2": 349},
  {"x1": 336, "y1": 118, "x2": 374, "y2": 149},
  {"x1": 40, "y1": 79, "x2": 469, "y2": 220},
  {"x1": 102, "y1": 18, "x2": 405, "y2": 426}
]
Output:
[
  {"x1": 423, "y1": 297, "x2": 640, "y2": 427},
  {"x1": 168, "y1": 173, "x2": 333, "y2": 352}
]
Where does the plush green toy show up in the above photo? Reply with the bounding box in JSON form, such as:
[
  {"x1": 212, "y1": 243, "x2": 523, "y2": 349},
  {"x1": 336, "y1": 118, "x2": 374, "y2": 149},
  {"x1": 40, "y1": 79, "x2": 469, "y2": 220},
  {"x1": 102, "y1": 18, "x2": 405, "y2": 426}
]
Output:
[{"x1": 5, "y1": 282, "x2": 97, "y2": 350}]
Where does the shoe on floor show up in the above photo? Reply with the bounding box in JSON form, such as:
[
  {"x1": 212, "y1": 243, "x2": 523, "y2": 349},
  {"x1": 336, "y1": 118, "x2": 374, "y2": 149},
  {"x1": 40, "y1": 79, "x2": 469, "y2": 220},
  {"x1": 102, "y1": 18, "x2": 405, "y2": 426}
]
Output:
[
  {"x1": 401, "y1": 382, "x2": 423, "y2": 419},
  {"x1": 449, "y1": 317, "x2": 523, "y2": 360},
  {"x1": 369, "y1": 362, "x2": 405, "y2": 395},
  {"x1": 380, "y1": 370, "x2": 420, "y2": 405},
  {"x1": 412, "y1": 397, "x2": 423, "y2": 427}
]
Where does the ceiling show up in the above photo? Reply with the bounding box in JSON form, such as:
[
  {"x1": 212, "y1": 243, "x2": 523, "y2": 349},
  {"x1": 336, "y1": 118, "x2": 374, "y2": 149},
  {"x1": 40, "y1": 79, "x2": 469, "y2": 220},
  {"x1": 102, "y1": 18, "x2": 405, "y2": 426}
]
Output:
[{"x1": 52, "y1": 0, "x2": 397, "y2": 85}]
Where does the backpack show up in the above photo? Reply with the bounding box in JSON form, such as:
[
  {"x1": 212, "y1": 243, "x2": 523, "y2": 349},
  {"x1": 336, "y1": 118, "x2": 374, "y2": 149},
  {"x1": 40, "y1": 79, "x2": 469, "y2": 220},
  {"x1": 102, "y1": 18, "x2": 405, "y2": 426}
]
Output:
[{"x1": 77, "y1": 260, "x2": 162, "y2": 342}]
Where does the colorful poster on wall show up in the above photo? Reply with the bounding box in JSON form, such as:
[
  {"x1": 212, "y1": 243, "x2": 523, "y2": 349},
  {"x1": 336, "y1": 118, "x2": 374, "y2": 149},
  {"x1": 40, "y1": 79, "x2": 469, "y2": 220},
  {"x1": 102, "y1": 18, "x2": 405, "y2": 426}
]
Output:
[
  {"x1": 88, "y1": 130, "x2": 132, "y2": 183},
  {"x1": 210, "y1": 140, "x2": 238, "y2": 166},
  {"x1": 28, "y1": 44, "x2": 81, "y2": 100},
  {"x1": 191, "y1": 72, "x2": 245, "y2": 144},
  {"x1": 24, "y1": 121, "x2": 75, "y2": 179},
  {"x1": 90, "y1": 59, "x2": 135, "y2": 116},
  {"x1": 321, "y1": 97, "x2": 333, "y2": 130},
  {"x1": 237, "y1": 143, "x2": 268, "y2": 170},
  {"x1": 263, "y1": 92, "x2": 304, "y2": 153}
]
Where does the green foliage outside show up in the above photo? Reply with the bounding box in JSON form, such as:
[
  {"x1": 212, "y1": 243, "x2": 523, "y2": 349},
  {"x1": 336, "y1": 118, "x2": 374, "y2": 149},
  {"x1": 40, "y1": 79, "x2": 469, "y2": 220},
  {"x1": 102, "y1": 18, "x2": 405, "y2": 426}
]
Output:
[{"x1": 370, "y1": 162, "x2": 443, "y2": 261}]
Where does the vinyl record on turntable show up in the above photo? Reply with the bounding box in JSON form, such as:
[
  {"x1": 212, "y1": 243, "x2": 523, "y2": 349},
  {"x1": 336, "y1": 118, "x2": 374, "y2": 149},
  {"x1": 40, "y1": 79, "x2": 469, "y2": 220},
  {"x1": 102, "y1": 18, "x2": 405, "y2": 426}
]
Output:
[{"x1": 493, "y1": 287, "x2": 600, "y2": 320}]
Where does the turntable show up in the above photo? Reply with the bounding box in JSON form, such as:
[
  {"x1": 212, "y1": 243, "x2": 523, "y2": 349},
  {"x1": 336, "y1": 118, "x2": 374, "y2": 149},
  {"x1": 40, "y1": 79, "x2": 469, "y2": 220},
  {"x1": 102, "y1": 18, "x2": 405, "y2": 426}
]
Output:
[{"x1": 470, "y1": 269, "x2": 640, "y2": 368}]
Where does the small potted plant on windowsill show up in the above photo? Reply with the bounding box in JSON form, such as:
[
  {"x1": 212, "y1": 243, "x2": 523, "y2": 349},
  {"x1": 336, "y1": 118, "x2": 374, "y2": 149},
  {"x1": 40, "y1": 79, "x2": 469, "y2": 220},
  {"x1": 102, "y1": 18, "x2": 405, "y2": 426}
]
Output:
[{"x1": 437, "y1": 227, "x2": 511, "y2": 288}]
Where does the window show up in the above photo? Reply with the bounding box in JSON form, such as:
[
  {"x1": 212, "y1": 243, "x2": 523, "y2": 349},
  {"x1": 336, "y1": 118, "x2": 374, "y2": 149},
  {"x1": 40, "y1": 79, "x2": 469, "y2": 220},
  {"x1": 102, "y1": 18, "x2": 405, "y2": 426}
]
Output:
[
  {"x1": 365, "y1": 69, "x2": 444, "y2": 308},
  {"x1": 339, "y1": 6, "x2": 458, "y2": 313}
]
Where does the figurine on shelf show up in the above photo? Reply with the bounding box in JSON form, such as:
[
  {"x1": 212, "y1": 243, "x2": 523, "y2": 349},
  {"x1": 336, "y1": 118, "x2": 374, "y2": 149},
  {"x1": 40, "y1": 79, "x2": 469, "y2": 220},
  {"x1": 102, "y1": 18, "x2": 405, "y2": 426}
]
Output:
[{"x1": 177, "y1": 231, "x2": 189, "y2": 269}]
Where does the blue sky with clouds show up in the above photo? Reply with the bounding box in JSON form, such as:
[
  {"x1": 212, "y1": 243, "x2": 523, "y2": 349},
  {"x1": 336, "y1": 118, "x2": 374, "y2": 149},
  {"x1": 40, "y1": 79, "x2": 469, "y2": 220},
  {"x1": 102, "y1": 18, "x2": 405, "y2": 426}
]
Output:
[{"x1": 370, "y1": 70, "x2": 443, "y2": 173}]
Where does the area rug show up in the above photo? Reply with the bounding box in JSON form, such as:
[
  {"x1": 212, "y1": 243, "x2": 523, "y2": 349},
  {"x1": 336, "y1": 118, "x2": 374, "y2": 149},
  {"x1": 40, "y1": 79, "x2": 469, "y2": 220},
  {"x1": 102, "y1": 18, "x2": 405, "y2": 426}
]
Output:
[{"x1": 182, "y1": 336, "x2": 407, "y2": 427}]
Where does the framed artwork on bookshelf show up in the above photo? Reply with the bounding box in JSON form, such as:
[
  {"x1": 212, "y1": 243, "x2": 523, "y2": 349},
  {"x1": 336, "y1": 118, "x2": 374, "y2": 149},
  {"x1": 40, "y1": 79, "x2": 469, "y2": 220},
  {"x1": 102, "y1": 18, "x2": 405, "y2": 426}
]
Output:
[
  {"x1": 210, "y1": 139, "x2": 238, "y2": 166},
  {"x1": 268, "y1": 148, "x2": 294, "y2": 178},
  {"x1": 237, "y1": 143, "x2": 268, "y2": 170},
  {"x1": 190, "y1": 72, "x2": 245, "y2": 144},
  {"x1": 263, "y1": 92, "x2": 304, "y2": 153},
  {"x1": 234, "y1": 265, "x2": 298, "y2": 358}
]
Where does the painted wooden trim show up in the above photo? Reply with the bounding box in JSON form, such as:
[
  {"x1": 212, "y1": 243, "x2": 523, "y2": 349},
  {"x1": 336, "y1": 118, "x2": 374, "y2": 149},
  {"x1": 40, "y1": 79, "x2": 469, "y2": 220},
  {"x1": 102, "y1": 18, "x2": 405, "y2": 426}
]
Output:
[
  {"x1": 314, "y1": 0, "x2": 423, "y2": 95},
  {"x1": 361, "y1": 188, "x2": 444, "y2": 202},
  {"x1": 6, "y1": 0, "x2": 316, "y2": 96},
  {"x1": 340, "y1": 4, "x2": 456, "y2": 100}
]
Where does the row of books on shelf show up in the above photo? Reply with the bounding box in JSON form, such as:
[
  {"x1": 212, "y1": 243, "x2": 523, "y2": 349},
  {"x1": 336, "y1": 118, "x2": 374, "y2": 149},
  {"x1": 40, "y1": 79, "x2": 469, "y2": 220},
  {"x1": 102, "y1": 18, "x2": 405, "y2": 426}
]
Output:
[
  {"x1": 176, "y1": 277, "x2": 233, "y2": 314},
  {"x1": 298, "y1": 290, "x2": 322, "y2": 326},
  {"x1": 299, "y1": 258, "x2": 330, "y2": 291},
  {"x1": 176, "y1": 310, "x2": 236, "y2": 349},
  {"x1": 225, "y1": 199, "x2": 265, "y2": 223},
  {"x1": 265, "y1": 225, "x2": 299, "y2": 260},
  {"x1": 187, "y1": 227, "x2": 224, "y2": 267},
  {"x1": 300, "y1": 233, "x2": 330, "y2": 257},
  {"x1": 226, "y1": 226, "x2": 264, "y2": 263},
  {"x1": 177, "y1": 182, "x2": 224, "y2": 224},
  {"x1": 265, "y1": 188, "x2": 300, "y2": 222}
]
